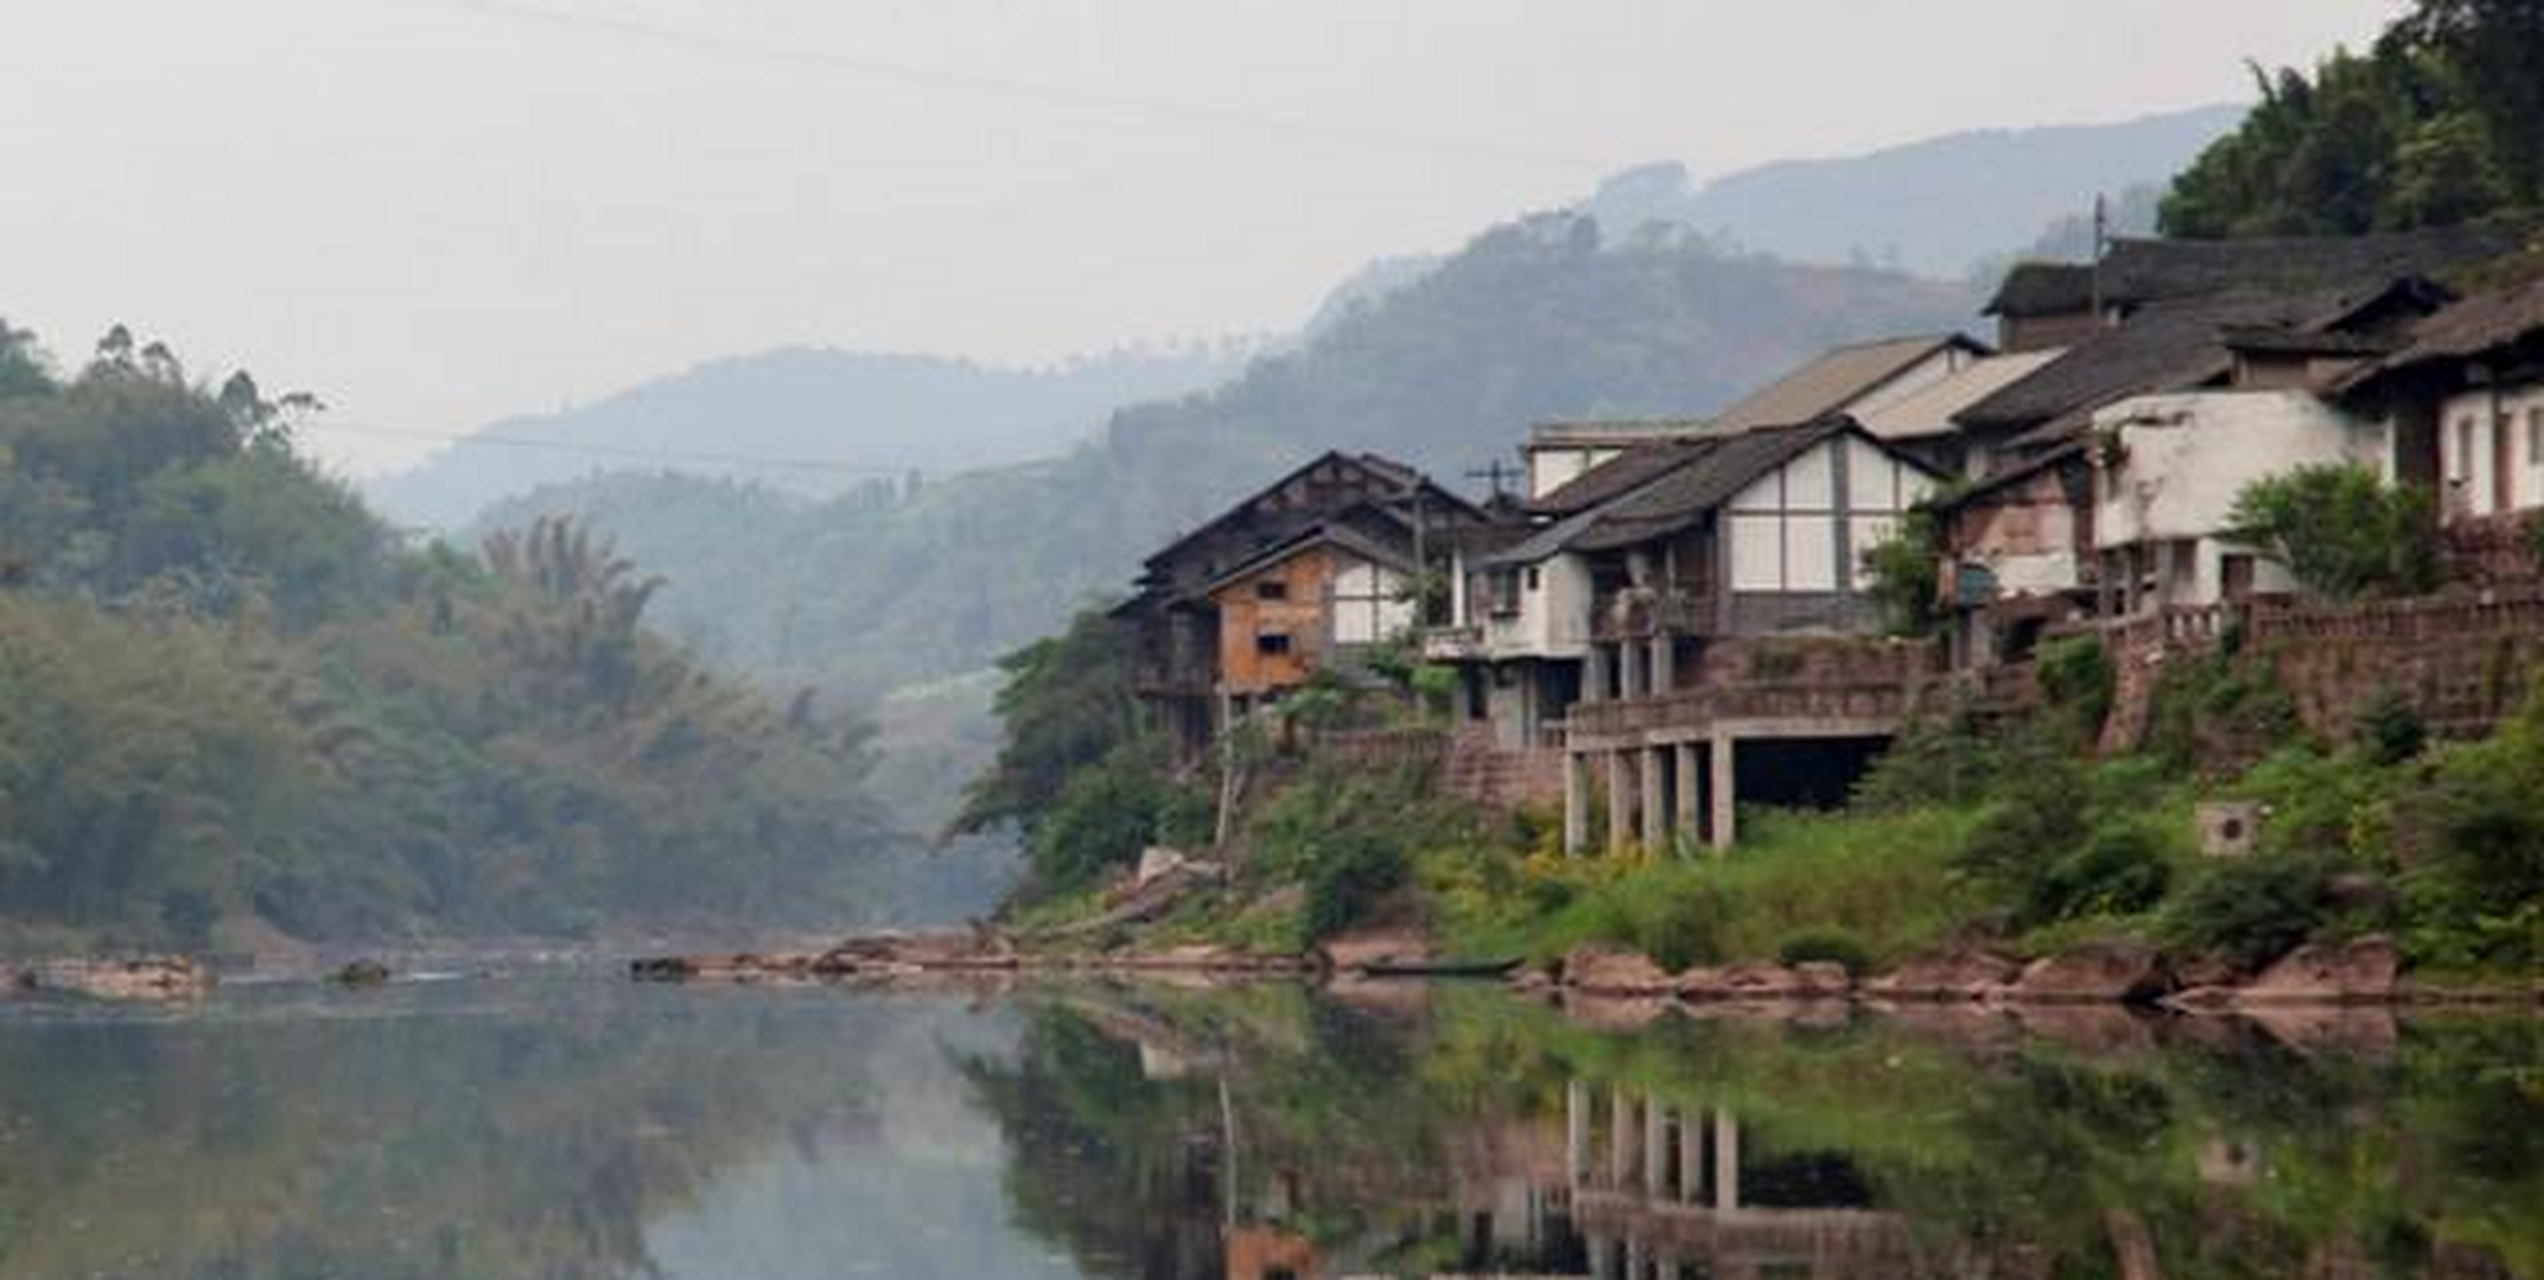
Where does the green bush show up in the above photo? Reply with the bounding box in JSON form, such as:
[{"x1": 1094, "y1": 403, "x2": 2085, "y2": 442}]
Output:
[
  {"x1": 2163, "y1": 852, "x2": 2332, "y2": 970},
  {"x1": 2222, "y1": 463, "x2": 2438, "y2": 600},
  {"x1": 1302, "y1": 831, "x2": 1408, "y2": 942},
  {"x1": 2032, "y1": 825, "x2": 2173, "y2": 923},
  {"x1": 2355, "y1": 690, "x2": 2428, "y2": 766},
  {"x1": 2035, "y1": 634, "x2": 2116, "y2": 741},
  {"x1": 1777, "y1": 928, "x2": 1874, "y2": 977},
  {"x1": 2143, "y1": 649, "x2": 2306, "y2": 774},
  {"x1": 1853, "y1": 707, "x2": 2000, "y2": 812}
]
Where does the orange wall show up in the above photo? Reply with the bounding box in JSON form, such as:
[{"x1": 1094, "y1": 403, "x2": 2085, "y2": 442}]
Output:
[
  {"x1": 1213, "y1": 548, "x2": 1334, "y2": 696},
  {"x1": 1223, "y1": 1226, "x2": 1318, "y2": 1280}
]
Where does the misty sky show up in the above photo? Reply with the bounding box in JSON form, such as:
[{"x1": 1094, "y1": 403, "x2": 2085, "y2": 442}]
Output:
[{"x1": 3, "y1": 0, "x2": 2402, "y2": 475}]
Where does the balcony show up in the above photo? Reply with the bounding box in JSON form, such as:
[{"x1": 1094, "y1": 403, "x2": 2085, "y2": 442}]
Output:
[
  {"x1": 1591, "y1": 587, "x2": 1714, "y2": 641},
  {"x1": 1566, "y1": 637, "x2": 1944, "y2": 742}
]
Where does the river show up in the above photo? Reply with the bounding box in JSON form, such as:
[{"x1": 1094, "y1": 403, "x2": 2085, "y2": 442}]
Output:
[{"x1": 0, "y1": 972, "x2": 2534, "y2": 1279}]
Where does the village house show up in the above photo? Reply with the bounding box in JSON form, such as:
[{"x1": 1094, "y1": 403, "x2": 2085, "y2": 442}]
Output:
[
  {"x1": 2336, "y1": 274, "x2": 2544, "y2": 532},
  {"x1": 1936, "y1": 227, "x2": 2529, "y2": 669},
  {"x1": 1429, "y1": 333, "x2": 1989, "y2": 760},
  {"x1": 1114, "y1": 450, "x2": 1483, "y2": 762}
]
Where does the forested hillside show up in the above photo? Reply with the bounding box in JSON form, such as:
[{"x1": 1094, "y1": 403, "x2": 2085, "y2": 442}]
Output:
[
  {"x1": 2162, "y1": 0, "x2": 2544, "y2": 238},
  {"x1": 484, "y1": 217, "x2": 1980, "y2": 708},
  {"x1": 0, "y1": 321, "x2": 910, "y2": 954},
  {"x1": 370, "y1": 343, "x2": 1253, "y2": 531}
]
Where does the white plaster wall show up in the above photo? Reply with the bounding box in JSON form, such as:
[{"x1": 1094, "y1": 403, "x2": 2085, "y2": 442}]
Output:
[
  {"x1": 1729, "y1": 438, "x2": 1935, "y2": 592},
  {"x1": 2095, "y1": 391, "x2": 2385, "y2": 549},
  {"x1": 2438, "y1": 384, "x2": 2544, "y2": 517},
  {"x1": 1525, "y1": 446, "x2": 1624, "y2": 500},
  {"x1": 1482, "y1": 552, "x2": 1592, "y2": 660},
  {"x1": 1332, "y1": 560, "x2": 1413, "y2": 645}
]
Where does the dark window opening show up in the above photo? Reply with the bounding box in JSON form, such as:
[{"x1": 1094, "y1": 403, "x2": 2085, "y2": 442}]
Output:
[
  {"x1": 1257, "y1": 632, "x2": 1292, "y2": 656},
  {"x1": 1255, "y1": 578, "x2": 1289, "y2": 601}
]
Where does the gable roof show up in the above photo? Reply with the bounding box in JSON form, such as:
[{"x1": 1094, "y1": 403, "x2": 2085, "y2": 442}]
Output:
[
  {"x1": 1960, "y1": 277, "x2": 2457, "y2": 453},
  {"x1": 1523, "y1": 437, "x2": 1711, "y2": 517},
  {"x1": 1201, "y1": 515, "x2": 1417, "y2": 596},
  {"x1": 1135, "y1": 449, "x2": 1476, "y2": 577},
  {"x1": 1568, "y1": 420, "x2": 1860, "y2": 552},
  {"x1": 2337, "y1": 275, "x2": 2544, "y2": 396},
  {"x1": 1854, "y1": 349, "x2": 2066, "y2": 441},
  {"x1": 1983, "y1": 222, "x2": 2530, "y2": 318},
  {"x1": 1704, "y1": 333, "x2": 1989, "y2": 437},
  {"x1": 1489, "y1": 419, "x2": 1929, "y2": 564}
]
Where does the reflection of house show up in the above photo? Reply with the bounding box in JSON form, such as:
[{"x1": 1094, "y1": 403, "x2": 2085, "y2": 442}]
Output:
[
  {"x1": 1561, "y1": 1084, "x2": 1913, "y2": 1280},
  {"x1": 1115, "y1": 451, "x2": 1483, "y2": 761}
]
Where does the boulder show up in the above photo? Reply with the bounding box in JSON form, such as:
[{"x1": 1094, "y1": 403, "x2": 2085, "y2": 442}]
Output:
[
  {"x1": 1560, "y1": 944, "x2": 1674, "y2": 997},
  {"x1": 1133, "y1": 846, "x2": 1188, "y2": 890},
  {"x1": 1678, "y1": 962, "x2": 1847, "y2": 1001},
  {"x1": 26, "y1": 956, "x2": 212, "y2": 1002},
  {"x1": 1791, "y1": 961, "x2": 1855, "y2": 999},
  {"x1": 2002, "y1": 941, "x2": 2170, "y2": 1005},
  {"x1": 1318, "y1": 926, "x2": 1430, "y2": 975},
  {"x1": 2235, "y1": 935, "x2": 2397, "y2": 1006},
  {"x1": 1864, "y1": 953, "x2": 2020, "y2": 1002}
]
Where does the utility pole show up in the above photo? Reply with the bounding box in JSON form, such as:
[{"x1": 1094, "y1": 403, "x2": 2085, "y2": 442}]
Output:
[
  {"x1": 2089, "y1": 192, "x2": 2109, "y2": 324},
  {"x1": 1464, "y1": 458, "x2": 1517, "y2": 501}
]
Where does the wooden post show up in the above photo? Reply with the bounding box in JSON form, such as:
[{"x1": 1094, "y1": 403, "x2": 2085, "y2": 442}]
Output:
[{"x1": 1565, "y1": 1080, "x2": 1591, "y2": 1191}]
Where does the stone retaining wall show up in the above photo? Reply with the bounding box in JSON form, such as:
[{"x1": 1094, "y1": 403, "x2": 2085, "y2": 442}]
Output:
[{"x1": 2099, "y1": 582, "x2": 2544, "y2": 749}]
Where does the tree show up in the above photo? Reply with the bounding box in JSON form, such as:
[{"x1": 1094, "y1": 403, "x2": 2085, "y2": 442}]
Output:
[
  {"x1": 2222, "y1": 463, "x2": 2438, "y2": 601},
  {"x1": 1858, "y1": 507, "x2": 1945, "y2": 637},
  {"x1": 2161, "y1": 0, "x2": 2544, "y2": 238}
]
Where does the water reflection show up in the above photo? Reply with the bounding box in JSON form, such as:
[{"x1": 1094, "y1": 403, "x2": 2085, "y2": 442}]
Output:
[
  {"x1": 0, "y1": 977, "x2": 2534, "y2": 1279},
  {"x1": 961, "y1": 987, "x2": 2543, "y2": 1280}
]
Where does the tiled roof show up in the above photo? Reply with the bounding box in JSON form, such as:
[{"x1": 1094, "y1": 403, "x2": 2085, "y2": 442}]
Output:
[
  {"x1": 1983, "y1": 222, "x2": 2530, "y2": 318},
  {"x1": 1854, "y1": 349, "x2": 2066, "y2": 440},
  {"x1": 1703, "y1": 333, "x2": 1986, "y2": 436}
]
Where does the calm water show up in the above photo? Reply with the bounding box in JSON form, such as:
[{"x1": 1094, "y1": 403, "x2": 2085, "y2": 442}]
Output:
[{"x1": 0, "y1": 975, "x2": 2536, "y2": 1280}]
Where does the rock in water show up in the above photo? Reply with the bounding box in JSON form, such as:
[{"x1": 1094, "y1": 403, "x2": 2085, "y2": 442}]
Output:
[
  {"x1": 25, "y1": 956, "x2": 212, "y2": 1002},
  {"x1": 334, "y1": 960, "x2": 393, "y2": 987}
]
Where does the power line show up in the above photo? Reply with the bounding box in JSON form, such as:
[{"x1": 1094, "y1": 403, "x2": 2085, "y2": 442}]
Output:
[
  {"x1": 380, "y1": 0, "x2": 1618, "y2": 174},
  {"x1": 300, "y1": 420, "x2": 918, "y2": 476}
]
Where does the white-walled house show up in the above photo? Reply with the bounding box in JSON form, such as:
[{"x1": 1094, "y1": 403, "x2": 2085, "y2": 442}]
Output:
[{"x1": 2090, "y1": 389, "x2": 2390, "y2": 613}]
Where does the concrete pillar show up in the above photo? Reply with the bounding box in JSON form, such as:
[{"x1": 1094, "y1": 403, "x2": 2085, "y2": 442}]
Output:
[
  {"x1": 1677, "y1": 1106, "x2": 1703, "y2": 1204},
  {"x1": 1649, "y1": 634, "x2": 1674, "y2": 695},
  {"x1": 1624, "y1": 1237, "x2": 1647, "y2": 1280},
  {"x1": 1589, "y1": 1237, "x2": 1617, "y2": 1280},
  {"x1": 1639, "y1": 748, "x2": 1667, "y2": 854},
  {"x1": 1708, "y1": 734, "x2": 1737, "y2": 853},
  {"x1": 1610, "y1": 1087, "x2": 1639, "y2": 1190},
  {"x1": 1606, "y1": 751, "x2": 1633, "y2": 856},
  {"x1": 1713, "y1": 1111, "x2": 1740, "y2": 1212},
  {"x1": 1620, "y1": 641, "x2": 1646, "y2": 701},
  {"x1": 1673, "y1": 743, "x2": 1700, "y2": 850},
  {"x1": 1584, "y1": 644, "x2": 1611, "y2": 703},
  {"x1": 1643, "y1": 1098, "x2": 1668, "y2": 1196},
  {"x1": 1563, "y1": 753, "x2": 1591, "y2": 856},
  {"x1": 1566, "y1": 1080, "x2": 1591, "y2": 1191}
]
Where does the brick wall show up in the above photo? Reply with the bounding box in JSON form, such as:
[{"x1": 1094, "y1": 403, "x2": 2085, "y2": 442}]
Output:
[{"x1": 2099, "y1": 583, "x2": 2544, "y2": 749}]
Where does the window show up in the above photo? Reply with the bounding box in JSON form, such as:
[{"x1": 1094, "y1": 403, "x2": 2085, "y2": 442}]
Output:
[
  {"x1": 1487, "y1": 568, "x2": 1521, "y2": 618},
  {"x1": 1255, "y1": 632, "x2": 1292, "y2": 656},
  {"x1": 1254, "y1": 578, "x2": 1288, "y2": 601},
  {"x1": 2455, "y1": 417, "x2": 2477, "y2": 481},
  {"x1": 2529, "y1": 407, "x2": 2543, "y2": 469},
  {"x1": 1524, "y1": 566, "x2": 1541, "y2": 590}
]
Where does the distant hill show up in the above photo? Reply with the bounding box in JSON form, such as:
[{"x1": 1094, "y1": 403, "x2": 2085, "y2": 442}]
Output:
[
  {"x1": 1583, "y1": 105, "x2": 2241, "y2": 278},
  {"x1": 480, "y1": 214, "x2": 1980, "y2": 709},
  {"x1": 368, "y1": 343, "x2": 1254, "y2": 530}
]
